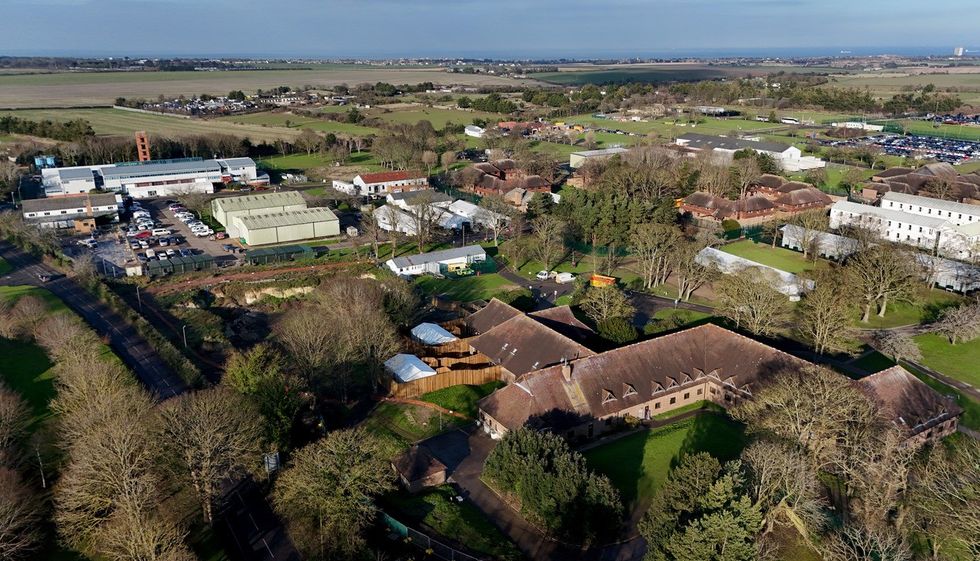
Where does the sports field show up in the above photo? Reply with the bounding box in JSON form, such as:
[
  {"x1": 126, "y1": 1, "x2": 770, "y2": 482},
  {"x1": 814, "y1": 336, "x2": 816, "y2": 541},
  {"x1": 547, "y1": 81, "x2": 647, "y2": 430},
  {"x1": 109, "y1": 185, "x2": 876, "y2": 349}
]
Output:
[
  {"x1": 0, "y1": 107, "x2": 300, "y2": 142},
  {"x1": 826, "y1": 72, "x2": 980, "y2": 105},
  {"x1": 0, "y1": 66, "x2": 528, "y2": 108},
  {"x1": 220, "y1": 112, "x2": 381, "y2": 136},
  {"x1": 719, "y1": 240, "x2": 821, "y2": 274},
  {"x1": 559, "y1": 113, "x2": 782, "y2": 138}
]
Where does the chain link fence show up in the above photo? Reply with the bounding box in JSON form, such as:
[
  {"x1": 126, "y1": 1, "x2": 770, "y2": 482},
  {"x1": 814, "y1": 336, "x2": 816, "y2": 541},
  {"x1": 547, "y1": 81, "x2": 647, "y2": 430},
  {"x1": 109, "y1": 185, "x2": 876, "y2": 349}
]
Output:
[{"x1": 382, "y1": 512, "x2": 483, "y2": 561}]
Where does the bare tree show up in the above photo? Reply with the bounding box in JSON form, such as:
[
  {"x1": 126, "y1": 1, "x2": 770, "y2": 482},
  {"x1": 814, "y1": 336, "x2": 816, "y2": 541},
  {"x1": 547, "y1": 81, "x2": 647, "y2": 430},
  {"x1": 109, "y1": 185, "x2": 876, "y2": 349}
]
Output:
[
  {"x1": 97, "y1": 506, "x2": 194, "y2": 561},
  {"x1": 421, "y1": 150, "x2": 438, "y2": 177},
  {"x1": 798, "y1": 271, "x2": 855, "y2": 354},
  {"x1": 580, "y1": 285, "x2": 635, "y2": 324},
  {"x1": 276, "y1": 306, "x2": 334, "y2": 378},
  {"x1": 673, "y1": 236, "x2": 717, "y2": 302},
  {"x1": 407, "y1": 191, "x2": 439, "y2": 254},
  {"x1": 716, "y1": 268, "x2": 793, "y2": 336},
  {"x1": 872, "y1": 330, "x2": 922, "y2": 364},
  {"x1": 295, "y1": 128, "x2": 323, "y2": 156},
  {"x1": 476, "y1": 195, "x2": 511, "y2": 247},
  {"x1": 907, "y1": 438, "x2": 980, "y2": 559},
  {"x1": 9, "y1": 295, "x2": 47, "y2": 340},
  {"x1": 931, "y1": 301, "x2": 980, "y2": 344},
  {"x1": 530, "y1": 214, "x2": 567, "y2": 270},
  {"x1": 731, "y1": 157, "x2": 761, "y2": 200},
  {"x1": 787, "y1": 210, "x2": 830, "y2": 260},
  {"x1": 360, "y1": 207, "x2": 383, "y2": 260},
  {"x1": 0, "y1": 383, "x2": 31, "y2": 466},
  {"x1": 845, "y1": 245, "x2": 920, "y2": 322},
  {"x1": 0, "y1": 467, "x2": 43, "y2": 561},
  {"x1": 823, "y1": 524, "x2": 911, "y2": 561},
  {"x1": 439, "y1": 150, "x2": 457, "y2": 171},
  {"x1": 741, "y1": 440, "x2": 826, "y2": 537},
  {"x1": 160, "y1": 388, "x2": 265, "y2": 524},
  {"x1": 630, "y1": 223, "x2": 681, "y2": 289}
]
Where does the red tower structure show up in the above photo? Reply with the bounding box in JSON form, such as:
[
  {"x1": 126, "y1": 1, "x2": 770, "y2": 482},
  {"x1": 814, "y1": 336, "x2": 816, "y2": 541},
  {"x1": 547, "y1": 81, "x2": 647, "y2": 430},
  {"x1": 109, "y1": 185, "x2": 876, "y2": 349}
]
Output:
[{"x1": 135, "y1": 131, "x2": 151, "y2": 162}]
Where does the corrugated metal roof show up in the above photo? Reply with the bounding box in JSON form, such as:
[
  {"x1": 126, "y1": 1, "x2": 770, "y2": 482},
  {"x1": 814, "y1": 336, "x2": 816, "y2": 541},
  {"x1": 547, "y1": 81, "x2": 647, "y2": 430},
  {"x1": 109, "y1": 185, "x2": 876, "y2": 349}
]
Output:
[
  {"x1": 101, "y1": 159, "x2": 222, "y2": 178},
  {"x1": 218, "y1": 157, "x2": 256, "y2": 168},
  {"x1": 58, "y1": 168, "x2": 96, "y2": 181},
  {"x1": 213, "y1": 191, "x2": 306, "y2": 213},
  {"x1": 677, "y1": 132, "x2": 791, "y2": 154},
  {"x1": 238, "y1": 207, "x2": 338, "y2": 230},
  {"x1": 389, "y1": 245, "x2": 486, "y2": 268},
  {"x1": 22, "y1": 193, "x2": 120, "y2": 213}
]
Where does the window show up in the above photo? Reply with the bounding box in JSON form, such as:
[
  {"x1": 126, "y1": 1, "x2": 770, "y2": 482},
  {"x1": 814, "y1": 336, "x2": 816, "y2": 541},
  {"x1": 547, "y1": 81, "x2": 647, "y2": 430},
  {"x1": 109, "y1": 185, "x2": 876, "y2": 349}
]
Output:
[
  {"x1": 697, "y1": 388, "x2": 703, "y2": 395},
  {"x1": 683, "y1": 392, "x2": 690, "y2": 400},
  {"x1": 601, "y1": 390, "x2": 616, "y2": 404},
  {"x1": 654, "y1": 401, "x2": 661, "y2": 409},
  {"x1": 623, "y1": 384, "x2": 637, "y2": 398},
  {"x1": 669, "y1": 397, "x2": 676, "y2": 405}
]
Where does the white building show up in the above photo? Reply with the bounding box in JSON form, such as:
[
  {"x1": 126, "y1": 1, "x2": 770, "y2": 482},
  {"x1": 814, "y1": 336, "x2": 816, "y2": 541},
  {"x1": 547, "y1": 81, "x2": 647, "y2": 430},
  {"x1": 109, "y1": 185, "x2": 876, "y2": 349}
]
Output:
[
  {"x1": 464, "y1": 125, "x2": 486, "y2": 138},
  {"x1": 212, "y1": 191, "x2": 308, "y2": 238},
  {"x1": 376, "y1": 204, "x2": 419, "y2": 236},
  {"x1": 675, "y1": 133, "x2": 825, "y2": 172},
  {"x1": 780, "y1": 224, "x2": 859, "y2": 260},
  {"x1": 385, "y1": 245, "x2": 487, "y2": 276},
  {"x1": 446, "y1": 200, "x2": 508, "y2": 230},
  {"x1": 695, "y1": 246, "x2": 812, "y2": 300},
  {"x1": 829, "y1": 200, "x2": 945, "y2": 252},
  {"x1": 569, "y1": 147, "x2": 631, "y2": 169},
  {"x1": 386, "y1": 190, "x2": 453, "y2": 212},
  {"x1": 41, "y1": 157, "x2": 261, "y2": 198},
  {"x1": 22, "y1": 193, "x2": 123, "y2": 228},
  {"x1": 333, "y1": 170, "x2": 428, "y2": 198}
]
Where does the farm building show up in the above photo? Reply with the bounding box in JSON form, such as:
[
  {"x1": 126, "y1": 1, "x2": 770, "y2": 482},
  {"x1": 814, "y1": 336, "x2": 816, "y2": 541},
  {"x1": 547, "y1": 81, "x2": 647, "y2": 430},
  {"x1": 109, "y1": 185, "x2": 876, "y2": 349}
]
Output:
[
  {"x1": 333, "y1": 171, "x2": 428, "y2": 198},
  {"x1": 569, "y1": 147, "x2": 631, "y2": 169},
  {"x1": 212, "y1": 191, "x2": 308, "y2": 237},
  {"x1": 233, "y1": 208, "x2": 340, "y2": 246},
  {"x1": 385, "y1": 245, "x2": 487, "y2": 276},
  {"x1": 22, "y1": 193, "x2": 123, "y2": 230}
]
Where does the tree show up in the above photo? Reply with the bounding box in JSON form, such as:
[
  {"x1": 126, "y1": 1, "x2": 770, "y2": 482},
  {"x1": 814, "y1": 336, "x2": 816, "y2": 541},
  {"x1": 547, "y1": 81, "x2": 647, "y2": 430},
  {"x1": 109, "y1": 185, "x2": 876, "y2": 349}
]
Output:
[
  {"x1": 225, "y1": 343, "x2": 282, "y2": 395},
  {"x1": 276, "y1": 306, "x2": 334, "y2": 377},
  {"x1": 530, "y1": 214, "x2": 566, "y2": 270},
  {"x1": 631, "y1": 223, "x2": 682, "y2": 290},
  {"x1": 526, "y1": 191, "x2": 555, "y2": 218},
  {"x1": 844, "y1": 245, "x2": 919, "y2": 322},
  {"x1": 798, "y1": 271, "x2": 855, "y2": 354},
  {"x1": 439, "y1": 150, "x2": 457, "y2": 171},
  {"x1": 9, "y1": 294, "x2": 47, "y2": 340},
  {"x1": 484, "y1": 428, "x2": 621, "y2": 545},
  {"x1": 673, "y1": 237, "x2": 717, "y2": 302},
  {"x1": 295, "y1": 128, "x2": 323, "y2": 155},
  {"x1": 476, "y1": 195, "x2": 511, "y2": 247},
  {"x1": 160, "y1": 388, "x2": 264, "y2": 524},
  {"x1": 931, "y1": 301, "x2": 980, "y2": 344},
  {"x1": 823, "y1": 525, "x2": 911, "y2": 561},
  {"x1": 907, "y1": 438, "x2": 980, "y2": 559},
  {"x1": 872, "y1": 330, "x2": 922, "y2": 363},
  {"x1": 359, "y1": 207, "x2": 383, "y2": 260},
  {"x1": 730, "y1": 157, "x2": 761, "y2": 200},
  {"x1": 786, "y1": 210, "x2": 830, "y2": 260},
  {"x1": 715, "y1": 268, "x2": 792, "y2": 336},
  {"x1": 581, "y1": 285, "x2": 635, "y2": 324},
  {"x1": 421, "y1": 150, "x2": 438, "y2": 176},
  {"x1": 273, "y1": 428, "x2": 394, "y2": 559},
  {"x1": 597, "y1": 316, "x2": 638, "y2": 344},
  {"x1": 741, "y1": 440, "x2": 825, "y2": 538},
  {"x1": 0, "y1": 467, "x2": 43, "y2": 561},
  {"x1": 407, "y1": 190, "x2": 439, "y2": 254}
]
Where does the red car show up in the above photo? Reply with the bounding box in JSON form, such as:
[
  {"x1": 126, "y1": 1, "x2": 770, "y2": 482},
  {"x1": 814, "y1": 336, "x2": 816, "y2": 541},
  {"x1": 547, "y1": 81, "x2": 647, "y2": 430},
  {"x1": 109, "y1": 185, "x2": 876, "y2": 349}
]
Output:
[{"x1": 134, "y1": 230, "x2": 153, "y2": 239}]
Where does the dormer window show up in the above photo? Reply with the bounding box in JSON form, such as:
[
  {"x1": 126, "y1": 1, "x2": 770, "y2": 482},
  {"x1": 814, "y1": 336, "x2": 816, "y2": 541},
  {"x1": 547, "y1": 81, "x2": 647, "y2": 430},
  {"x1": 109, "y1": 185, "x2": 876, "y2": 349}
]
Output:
[
  {"x1": 653, "y1": 383, "x2": 665, "y2": 395},
  {"x1": 602, "y1": 390, "x2": 616, "y2": 404},
  {"x1": 623, "y1": 384, "x2": 637, "y2": 398}
]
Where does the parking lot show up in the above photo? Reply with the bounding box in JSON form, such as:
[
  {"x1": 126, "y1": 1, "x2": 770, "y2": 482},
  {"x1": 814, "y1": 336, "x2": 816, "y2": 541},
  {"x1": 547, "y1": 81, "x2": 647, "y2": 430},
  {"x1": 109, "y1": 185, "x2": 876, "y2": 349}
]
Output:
[{"x1": 821, "y1": 133, "x2": 980, "y2": 164}]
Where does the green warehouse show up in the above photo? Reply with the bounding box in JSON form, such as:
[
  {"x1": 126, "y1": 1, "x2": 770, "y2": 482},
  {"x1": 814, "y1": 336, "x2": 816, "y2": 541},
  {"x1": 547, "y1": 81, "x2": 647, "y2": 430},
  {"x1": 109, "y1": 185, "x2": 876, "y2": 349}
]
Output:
[
  {"x1": 234, "y1": 208, "x2": 340, "y2": 246},
  {"x1": 212, "y1": 191, "x2": 308, "y2": 237}
]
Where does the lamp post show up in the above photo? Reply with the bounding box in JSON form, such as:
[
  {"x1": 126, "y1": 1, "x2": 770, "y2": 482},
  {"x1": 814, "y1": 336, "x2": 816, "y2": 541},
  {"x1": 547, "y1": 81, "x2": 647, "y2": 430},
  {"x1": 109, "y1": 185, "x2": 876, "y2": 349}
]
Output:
[{"x1": 182, "y1": 324, "x2": 188, "y2": 348}]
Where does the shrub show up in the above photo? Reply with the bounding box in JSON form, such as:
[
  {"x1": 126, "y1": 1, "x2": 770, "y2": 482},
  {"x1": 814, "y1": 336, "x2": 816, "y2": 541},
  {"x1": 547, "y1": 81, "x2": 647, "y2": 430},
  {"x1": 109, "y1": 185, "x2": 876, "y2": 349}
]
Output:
[
  {"x1": 721, "y1": 218, "x2": 741, "y2": 233},
  {"x1": 493, "y1": 288, "x2": 534, "y2": 311},
  {"x1": 598, "y1": 316, "x2": 638, "y2": 344}
]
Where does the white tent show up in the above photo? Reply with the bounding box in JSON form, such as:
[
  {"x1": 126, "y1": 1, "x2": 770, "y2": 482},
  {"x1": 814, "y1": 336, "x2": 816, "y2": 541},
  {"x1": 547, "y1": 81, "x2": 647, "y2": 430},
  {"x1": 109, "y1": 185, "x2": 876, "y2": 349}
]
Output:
[
  {"x1": 385, "y1": 354, "x2": 437, "y2": 383},
  {"x1": 410, "y1": 323, "x2": 458, "y2": 346}
]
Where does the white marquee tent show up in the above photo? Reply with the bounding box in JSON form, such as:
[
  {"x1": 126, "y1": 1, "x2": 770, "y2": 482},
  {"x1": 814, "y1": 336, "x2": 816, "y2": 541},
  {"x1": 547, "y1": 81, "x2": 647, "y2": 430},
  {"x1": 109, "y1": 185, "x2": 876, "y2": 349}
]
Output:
[
  {"x1": 410, "y1": 323, "x2": 458, "y2": 346},
  {"x1": 385, "y1": 354, "x2": 437, "y2": 383}
]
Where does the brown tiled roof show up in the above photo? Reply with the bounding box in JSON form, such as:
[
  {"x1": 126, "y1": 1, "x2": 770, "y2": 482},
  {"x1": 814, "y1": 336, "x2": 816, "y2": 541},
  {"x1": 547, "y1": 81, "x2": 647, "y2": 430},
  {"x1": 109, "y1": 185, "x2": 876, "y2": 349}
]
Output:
[
  {"x1": 752, "y1": 174, "x2": 785, "y2": 190},
  {"x1": 392, "y1": 445, "x2": 446, "y2": 482},
  {"x1": 776, "y1": 181, "x2": 811, "y2": 194},
  {"x1": 683, "y1": 191, "x2": 733, "y2": 211},
  {"x1": 469, "y1": 314, "x2": 595, "y2": 378},
  {"x1": 465, "y1": 298, "x2": 523, "y2": 335},
  {"x1": 858, "y1": 366, "x2": 962, "y2": 433},
  {"x1": 917, "y1": 162, "x2": 958, "y2": 177},
  {"x1": 775, "y1": 187, "x2": 832, "y2": 207},
  {"x1": 493, "y1": 159, "x2": 517, "y2": 171},
  {"x1": 522, "y1": 175, "x2": 551, "y2": 190},
  {"x1": 873, "y1": 167, "x2": 914, "y2": 179},
  {"x1": 473, "y1": 163, "x2": 500, "y2": 176},
  {"x1": 736, "y1": 195, "x2": 776, "y2": 213},
  {"x1": 358, "y1": 170, "x2": 426, "y2": 184},
  {"x1": 479, "y1": 323, "x2": 806, "y2": 431},
  {"x1": 528, "y1": 306, "x2": 595, "y2": 343}
]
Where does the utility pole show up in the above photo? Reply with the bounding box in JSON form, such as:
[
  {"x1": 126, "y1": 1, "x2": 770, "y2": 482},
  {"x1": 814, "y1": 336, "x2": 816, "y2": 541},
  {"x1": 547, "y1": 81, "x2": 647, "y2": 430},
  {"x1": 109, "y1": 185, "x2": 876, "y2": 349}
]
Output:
[
  {"x1": 136, "y1": 284, "x2": 142, "y2": 313},
  {"x1": 182, "y1": 324, "x2": 188, "y2": 348}
]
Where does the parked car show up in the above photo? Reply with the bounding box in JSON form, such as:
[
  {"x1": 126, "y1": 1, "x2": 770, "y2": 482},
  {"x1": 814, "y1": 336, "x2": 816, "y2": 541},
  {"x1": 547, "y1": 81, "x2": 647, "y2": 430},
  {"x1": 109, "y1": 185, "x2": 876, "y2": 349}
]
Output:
[
  {"x1": 555, "y1": 272, "x2": 576, "y2": 284},
  {"x1": 179, "y1": 248, "x2": 193, "y2": 257},
  {"x1": 535, "y1": 270, "x2": 550, "y2": 281},
  {"x1": 159, "y1": 238, "x2": 169, "y2": 247},
  {"x1": 77, "y1": 238, "x2": 97, "y2": 249},
  {"x1": 158, "y1": 253, "x2": 169, "y2": 261},
  {"x1": 194, "y1": 229, "x2": 214, "y2": 237},
  {"x1": 214, "y1": 232, "x2": 228, "y2": 240},
  {"x1": 146, "y1": 249, "x2": 156, "y2": 259},
  {"x1": 221, "y1": 244, "x2": 235, "y2": 252},
  {"x1": 151, "y1": 228, "x2": 171, "y2": 237},
  {"x1": 134, "y1": 231, "x2": 152, "y2": 239},
  {"x1": 129, "y1": 241, "x2": 141, "y2": 250},
  {"x1": 136, "y1": 253, "x2": 148, "y2": 263},
  {"x1": 166, "y1": 249, "x2": 176, "y2": 256}
]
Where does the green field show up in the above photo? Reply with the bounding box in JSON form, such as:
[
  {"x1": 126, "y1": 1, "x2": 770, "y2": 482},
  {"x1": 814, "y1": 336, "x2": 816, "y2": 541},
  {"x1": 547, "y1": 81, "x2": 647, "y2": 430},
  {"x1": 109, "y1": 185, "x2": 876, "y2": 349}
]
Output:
[
  {"x1": 369, "y1": 106, "x2": 503, "y2": 128},
  {"x1": 889, "y1": 119, "x2": 980, "y2": 142},
  {"x1": 384, "y1": 486, "x2": 522, "y2": 561},
  {"x1": 220, "y1": 111, "x2": 381, "y2": 136},
  {"x1": 827, "y1": 72, "x2": 980, "y2": 105},
  {"x1": 528, "y1": 64, "x2": 842, "y2": 86},
  {"x1": 0, "y1": 107, "x2": 304, "y2": 142},
  {"x1": 913, "y1": 333, "x2": 980, "y2": 388},
  {"x1": 257, "y1": 151, "x2": 385, "y2": 173},
  {"x1": 852, "y1": 287, "x2": 961, "y2": 329},
  {"x1": 559, "y1": 113, "x2": 782, "y2": 138},
  {"x1": 419, "y1": 382, "x2": 504, "y2": 419},
  {"x1": 414, "y1": 273, "x2": 516, "y2": 302},
  {"x1": 584, "y1": 414, "x2": 746, "y2": 508},
  {"x1": 360, "y1": 402, "x2": 464, "y2": 457},
  {"x1": 719, "y1": 239, "x2": 821, "y2": 274}
]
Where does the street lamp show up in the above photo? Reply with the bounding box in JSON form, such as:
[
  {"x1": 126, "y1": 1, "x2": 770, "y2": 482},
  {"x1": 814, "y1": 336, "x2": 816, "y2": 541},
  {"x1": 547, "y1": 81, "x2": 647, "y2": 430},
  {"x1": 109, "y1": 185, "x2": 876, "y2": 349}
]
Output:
[{"x1": 182, "y1": 324, "x2": 188, "y2": 348}]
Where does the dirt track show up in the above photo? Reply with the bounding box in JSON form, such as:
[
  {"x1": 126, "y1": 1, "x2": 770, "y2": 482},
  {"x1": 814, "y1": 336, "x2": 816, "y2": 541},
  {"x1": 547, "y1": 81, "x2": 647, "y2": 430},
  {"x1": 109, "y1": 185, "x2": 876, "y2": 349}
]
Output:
[{"x1": 145, "y1": 259, "x2": 370, "y2": 296}]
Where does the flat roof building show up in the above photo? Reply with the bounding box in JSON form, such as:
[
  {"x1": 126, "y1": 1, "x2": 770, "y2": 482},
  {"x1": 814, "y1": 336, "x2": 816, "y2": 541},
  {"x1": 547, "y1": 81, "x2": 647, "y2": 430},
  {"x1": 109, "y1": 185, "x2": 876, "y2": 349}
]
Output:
[
  {"x1": 569, "y1": 147, "x2": 631, "y2": 169},
  {"x1": 386, "y1": 245, "x2": 487, "y2": 276},
  {"x1": 22, "y1": 193, "x2": 123, "y2": 230},
  {"x1": 212, "y1": 191, "x2": 308, "y2": 237}
]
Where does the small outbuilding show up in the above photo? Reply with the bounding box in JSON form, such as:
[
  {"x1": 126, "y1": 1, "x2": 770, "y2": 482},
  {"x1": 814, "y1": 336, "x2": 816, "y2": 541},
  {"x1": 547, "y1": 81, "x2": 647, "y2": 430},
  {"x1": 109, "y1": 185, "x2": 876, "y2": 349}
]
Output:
[
  {"x1": 410, "y1": 323, "x2": 458, "y2": 346},
  {"x1": 385, "y1": 354, "x2": 437, "y2": 383},
  {"x1": 392, "y1": 445, "x2": 447, "y2": 493}
]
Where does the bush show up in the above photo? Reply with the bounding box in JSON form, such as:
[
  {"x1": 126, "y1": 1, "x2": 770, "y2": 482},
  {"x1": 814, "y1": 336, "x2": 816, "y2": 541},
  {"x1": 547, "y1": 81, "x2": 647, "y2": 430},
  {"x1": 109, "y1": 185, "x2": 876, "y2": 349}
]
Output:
[
  {"x1": 721, "y1": 218, "x2": 741, "y2": 233},
  {"x1": 598, "y1": 316, "x2": 638, "y2": 344},
  {"x1": 493, "y1": 288, "x2": 534, "y2": 311}
]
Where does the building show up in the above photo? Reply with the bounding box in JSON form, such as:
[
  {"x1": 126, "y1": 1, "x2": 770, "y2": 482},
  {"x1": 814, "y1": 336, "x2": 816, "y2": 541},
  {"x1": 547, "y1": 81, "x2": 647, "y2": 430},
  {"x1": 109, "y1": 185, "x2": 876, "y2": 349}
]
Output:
[
  {"x1": 233, "y1": 207, "x2": 340, "y2": 246},
  {"x1": 780, "y1": 224, "x2": 859, "y2": 259},
  {"x1": 829, "y1": 200, "x2": 945, "y2": 252},
  {"x1": 858, "y1": 366, "x2": 961, "y2": 446},
  {"x1": 696, "y1": 246, "x2": 812, "y2": 300},
  {"x1": 464, "y1": 125, "x2": 486, "y2": 138},
  {"x1": 392, "y1": 445, "x2": 447, "y2": 493},
  {"x1": 569, "y1": 147, "x2": 631, "y2": 169},
  {"x1": 477, "y1": 322, "x2": 962, "y2": 445},
  {"x1": 385, "y1": 245, "x2": 487, "y2": 276},
  {"x1": 333, "y1": 171, "x2": 429, "y2": 198},
  {"x1": 675, "y1": 133, "x2": 825, "y2": 172},
  {"x1": 386, "y1": 190, "x2": 453, "y2": 211},
  {"x1": 41, "y1": 158, "x2": 262, "y2": 199},
  {"x1": 21, "y1": 193, "x2": 123, "y2": 230},
  {"x1": 446, "y1": 200, "x2": 508, "y2": 230},
  {"x1": 212, "y1": 191, "x2": 308, "y2": 238}
]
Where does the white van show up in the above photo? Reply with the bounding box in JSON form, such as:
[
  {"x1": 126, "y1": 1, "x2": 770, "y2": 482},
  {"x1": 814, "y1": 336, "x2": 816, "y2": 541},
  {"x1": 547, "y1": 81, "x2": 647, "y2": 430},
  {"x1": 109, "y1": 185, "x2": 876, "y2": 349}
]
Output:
[
  {"x1": 151, "y1": 228, "x2": 171, "y2": 237},
  {"x1": 145, "y1": 249, "x2": 156, "y2": 259}
]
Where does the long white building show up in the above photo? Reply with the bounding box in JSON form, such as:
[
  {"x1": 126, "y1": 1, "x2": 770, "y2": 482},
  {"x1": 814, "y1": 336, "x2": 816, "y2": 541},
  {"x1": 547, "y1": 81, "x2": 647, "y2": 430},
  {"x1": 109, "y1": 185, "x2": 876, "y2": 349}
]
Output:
[
  {"x1": 830, "y1": 192, "x2": 980, "y2": 259},
  {"x1": 675, "y1": 133, "x2": 825, "y2": 172},
  {"x1": 41, "y1": 157, "x2": 262, "y2": 199}
]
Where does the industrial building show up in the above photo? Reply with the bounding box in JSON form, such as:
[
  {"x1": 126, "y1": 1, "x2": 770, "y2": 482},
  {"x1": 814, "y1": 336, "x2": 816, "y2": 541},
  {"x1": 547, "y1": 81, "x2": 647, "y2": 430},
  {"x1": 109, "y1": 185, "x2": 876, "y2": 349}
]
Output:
[
  {"x1": 675, "y1": 133, "x2": 825, "y2": 172},
  {"x1": 212, "y1": 191, "x2": 308, "y2": 237},
  {"x1": 569, "y1": 147, "x2": 631, "y2": 169},
  {"x1": 234, "y1": 207, "x2": 340, "y2": 246},
  {"x1": 386, "y1": 245, "x2": 487, "y2": 276},
  {"x1": 21, "y1": 193, "x2": 123, "y2": 231},
  {"x1": 41, "y1": 157, "x2": 264, "y2": 198}
]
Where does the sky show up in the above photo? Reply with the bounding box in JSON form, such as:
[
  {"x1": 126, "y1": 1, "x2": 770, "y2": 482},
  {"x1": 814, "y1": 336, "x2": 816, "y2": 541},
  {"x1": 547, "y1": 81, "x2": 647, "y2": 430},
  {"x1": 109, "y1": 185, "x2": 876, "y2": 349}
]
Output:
[{"x1": 0, "y1": 0, "x2": 975, "y2": 59}]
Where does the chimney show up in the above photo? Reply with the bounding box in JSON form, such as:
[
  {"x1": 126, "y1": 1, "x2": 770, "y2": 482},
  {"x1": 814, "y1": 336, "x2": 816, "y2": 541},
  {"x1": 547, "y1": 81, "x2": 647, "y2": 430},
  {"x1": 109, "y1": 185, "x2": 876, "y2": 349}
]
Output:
[{"x1": 561, "y1": 361, "x2": 572, "y2": 383}]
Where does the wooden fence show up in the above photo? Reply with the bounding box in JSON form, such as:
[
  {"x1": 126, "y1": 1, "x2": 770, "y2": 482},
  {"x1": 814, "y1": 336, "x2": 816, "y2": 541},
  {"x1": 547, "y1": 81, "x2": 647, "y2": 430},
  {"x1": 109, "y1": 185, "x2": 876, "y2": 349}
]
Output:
[{"x1": 389, "y1": 366, "x2": 502, "y2": 399}]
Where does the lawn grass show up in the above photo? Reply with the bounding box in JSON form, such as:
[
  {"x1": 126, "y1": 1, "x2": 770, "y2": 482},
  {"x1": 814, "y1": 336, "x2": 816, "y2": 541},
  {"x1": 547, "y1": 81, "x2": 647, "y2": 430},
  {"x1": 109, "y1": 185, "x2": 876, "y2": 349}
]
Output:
[
  {"x1": 257, "y1": 151, "x2": 384, "y2": 173},
  {"x1": 584, "y1": 413, "x2": 746, "y2": 508},
  {"x1": 851, "y1": 287, "x2": 961, "y2": 329},
  {"x1": 719, "y1": 239, "x2": 820, "y2": 274},
  {"x1": 902, "y1": 363, "x2": 980, "y2": 431},
  {"x1": 360, "y1": 402, "x2": 464, "y2": 457},
  {"x1": 913, "y1": 333, "x2": 980, "y2": 388},
  {"x1": 419, "y1": 381, "x2": 504, "y2": 419},
  {"x1": 384, "y1": 486, "x2": 522, "y2": 561},
  {"x1": 644, "y1": 309, "x2": 714, "y2": 335},
  {"x1": 369, "y1": 107, "x2": 502, "y2": 128},
  {"x1": 220, "y1": 111, "x2": 381, "y2": 136},
  {"x1": 414, "y1": 273, "x2": 515, "y2": 302},
  {"x1": 849, "y1": 351, "x2": 895, "y2": 374}
]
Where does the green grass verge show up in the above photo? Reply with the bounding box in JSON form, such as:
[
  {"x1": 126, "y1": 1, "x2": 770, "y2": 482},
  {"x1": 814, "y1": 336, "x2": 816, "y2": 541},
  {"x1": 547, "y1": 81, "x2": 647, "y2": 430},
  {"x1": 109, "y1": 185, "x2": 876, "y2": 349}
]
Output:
[
  {"x1": 360, "y1": 402, "x2": 464, "y2": 457},
  {"x1": 384, "y1": 486, "x2": 522, "y2": 561},
  {"x1": 719, "y1": 239, "x2": 821, "y2": 274},
  {"x1": 584, "y1": 413, "x2": 746, "y2": 507},
  {"x1": 258, "y1": 151, "x2": 384, "y2": 173},
  {"x1": 902, "y1": 364, "x2": 980, "y2": 431},
  {"x1": 913, "y1": 333, "x2": 980, "y2": 388},
  {"x1": 419, "y1": 381, "x2": 504, "y2": 419},
  {"x1": 851, "y1": 288, "x2": 961, "y2": 329},
  {"x1": 414, "y1": 273, "x2": 515, "y2": 302},
  {"x1": 645, "y1": 309, "x2": 714, "y2": 335}
]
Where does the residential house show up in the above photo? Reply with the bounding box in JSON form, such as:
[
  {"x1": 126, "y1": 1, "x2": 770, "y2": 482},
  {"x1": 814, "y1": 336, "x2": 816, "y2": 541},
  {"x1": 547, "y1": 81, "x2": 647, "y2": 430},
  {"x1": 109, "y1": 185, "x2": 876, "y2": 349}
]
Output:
[
  {"x1": 858, "y1": 366, "x2": 961, "y2": 446},
  {"x1": 385, "y1": 245, "x2": 487, "y2": 276}
]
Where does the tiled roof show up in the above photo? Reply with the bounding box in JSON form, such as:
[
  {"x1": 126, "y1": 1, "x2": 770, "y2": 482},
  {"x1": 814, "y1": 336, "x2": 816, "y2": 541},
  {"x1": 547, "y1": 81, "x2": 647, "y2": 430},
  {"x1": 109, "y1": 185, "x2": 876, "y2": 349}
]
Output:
[
  {"x1": 528, "y1": 306, "x2": 595, "y2": 343},
  {"x1": 469, "y1": 314, "x2": 595, "y2": 378},
  {"x1": 466, "y1": 298, "x2": 524, "y2": 335},
  {"x1": 392, "y1": 445, "x2": 446, "y2": 481},
  {"x1": 775, "y1": 187, "x2": 832, "y2": 206},
  {"x1": 858, "y1": 366, "x2": 962, "y2": 432},
  {"x1": 357, "y1": 170, "x2": 426, "y2": 184}
]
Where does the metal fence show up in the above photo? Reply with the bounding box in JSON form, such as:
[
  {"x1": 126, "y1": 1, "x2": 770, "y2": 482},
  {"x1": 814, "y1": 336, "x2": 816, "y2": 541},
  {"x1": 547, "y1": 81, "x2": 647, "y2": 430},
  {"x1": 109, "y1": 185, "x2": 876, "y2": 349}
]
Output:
[{"x1": 382, "y1": 512, "x2": 483, "y2": 561}]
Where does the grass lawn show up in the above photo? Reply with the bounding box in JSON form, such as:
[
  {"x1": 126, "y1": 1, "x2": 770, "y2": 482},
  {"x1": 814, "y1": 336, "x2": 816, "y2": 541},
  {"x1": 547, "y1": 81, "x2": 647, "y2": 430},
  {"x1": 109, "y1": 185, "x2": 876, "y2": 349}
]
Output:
[
  {"x1": 419, "y1": 381, "x2": 504, "y2": 419},
  {"x1": 258, "y1": 151, "x2": 384, "y2": 172},
  {"x1": 851, "y1": 287, "x2": 961, "y2": 329},
  {"x1": 645, "y1": 309, "x2": 714, "y2": 335},
  {"x1": 902, "y1": 363, "x2": 980, "y2": 431},
  {"x1": 719, "y1": 239, "x2": 820, "y2": 274},
  {"x1": 913, "y1": 333, "x2": 980, "y2": 388},
  {"x1": 220, "y1": 111, "x2": 381, "y2": 136},
  {"x1": 369, "y1": 107, "x2": 502, "y2": 128},
  {"x1": 584, "y1": 413, "x2": 746, "y2": 508},
  {"x1": 414, "y1": 273, "x2": 515, "y2": 302},
  {"x1": 360, "y1": 402, "x2": 464, "y2": 457},
  {"x1": 384, "y1": 486, "x2": 522, "y2": 561},
  {"x1": 849, "y1": 351, "x2": 895, "y2": 374}
]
